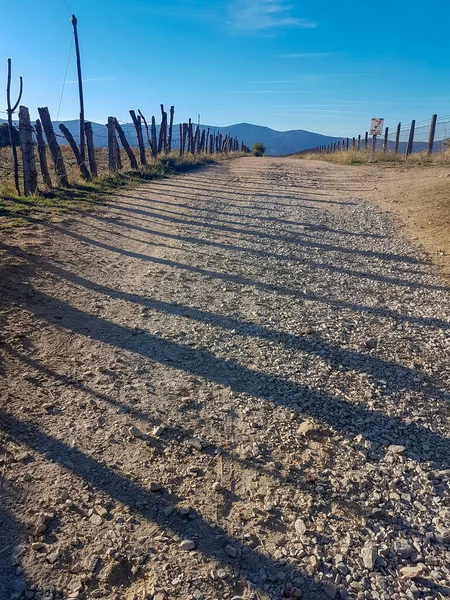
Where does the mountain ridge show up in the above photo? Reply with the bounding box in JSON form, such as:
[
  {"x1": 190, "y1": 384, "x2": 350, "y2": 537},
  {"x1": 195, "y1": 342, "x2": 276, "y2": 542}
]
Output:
[{"x1": 0, "y1": 119, "x2": 341, "y2": 156}]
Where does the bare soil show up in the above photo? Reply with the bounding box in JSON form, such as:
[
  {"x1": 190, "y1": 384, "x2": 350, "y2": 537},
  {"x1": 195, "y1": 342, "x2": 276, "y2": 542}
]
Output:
[
  {"x1": 300, "y1": 160, "x2": 450, "y2": 281},
  {"x1": 1, "y1": 158, "x2": 449, "y2": 600}
]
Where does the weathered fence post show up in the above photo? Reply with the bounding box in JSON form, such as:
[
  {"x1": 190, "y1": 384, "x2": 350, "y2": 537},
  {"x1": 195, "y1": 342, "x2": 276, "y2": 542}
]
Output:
[
  {"x1": 371, "y1": 134, "x2": 377, "y2": 158},
  {"x1": 115, "y1": 118, "x2": 138, "y2": 169},
  {"x1": 179, "y1": 123, "x2": 184, "y2": 156},
  {"x1": 394, "y1": 122, "x2": 401, "y2": 154},
  {"x1": 405, "y1": 120, "x2": 416, "y2": 157},
  {"x1": 130, "y1": 110, "x2": 146, "y2": 165},
  {"x1": 59, "y1": 123, "x2": 91, "y2": 180},
  {"x1": 115, "y1": 134, "x2": 122, "y2": 170},
  {"x1": 6, "y1": 58, "x2": 23, "y2": 195},
  {"x1": 18, "y1": 106, "x2": 37, "y2": 195},
  {"x1": 35, "y1": 119, "x2": 52, "y2": 188},
  {"x1": 138, "y1": 110, "x2": 152, "y2": 159},
  {"x1": 427, "y1": 114, "x2": 437, "y2": 155},
  {"x1": 357, "y1": 135, "x2": 361, "y2": 151},
  {"x1": 38, "y1": 107, "x2": 68, "y2": 187},
  {"x1": 383, "y1": 127, "x2": 389, "y2": 152},
  {"x1": 364, "y1": 132, "x2": 368, "y2": 151},
  {"x1": 107, "y1": 117, "x2": 117, "y2": 172},
  {"x1": 346, "y1": 138, "x2": 349, "y2": 150},
  {"x1": 193, "y1": 125, "x2": 200, "y2": 153},
  {"x1": 158, "y1": 105, "x2": 167, "y2": 153},
  {"x1": 186, "y1": 119, "x2": 192, "y2": 153},
  {"x1": 167, "y1": 106, "x2": 174, "y2": 153},
  {"x1": 84, "y1": 121, "x2": 98, "y2": 177}
]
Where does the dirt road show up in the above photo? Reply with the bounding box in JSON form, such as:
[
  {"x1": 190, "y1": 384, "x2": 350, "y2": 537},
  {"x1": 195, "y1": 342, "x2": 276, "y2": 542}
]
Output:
[{"x1": 1, "y1": 158, "x2": 449, "y2": 600}]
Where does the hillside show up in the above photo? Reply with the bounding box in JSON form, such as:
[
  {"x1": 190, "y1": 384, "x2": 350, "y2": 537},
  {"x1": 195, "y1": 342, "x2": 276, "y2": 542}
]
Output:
[{"x1": 0, "y1": 118, "x2": 341, "y2": 156}]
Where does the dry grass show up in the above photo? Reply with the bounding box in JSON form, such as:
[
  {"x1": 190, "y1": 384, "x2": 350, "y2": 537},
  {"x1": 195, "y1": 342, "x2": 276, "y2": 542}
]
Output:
[
  {"x1": 297, "y1": 148, "x2": 450, "y2": 167},
  {"x1": 0, "y1": 146, "x2": 246, "y2": 229}
]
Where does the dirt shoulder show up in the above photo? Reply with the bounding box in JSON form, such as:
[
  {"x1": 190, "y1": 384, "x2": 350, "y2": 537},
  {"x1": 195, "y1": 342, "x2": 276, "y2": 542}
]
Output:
[{"x1": 300, "y1": 159, "x2": 450, "y2": 281}]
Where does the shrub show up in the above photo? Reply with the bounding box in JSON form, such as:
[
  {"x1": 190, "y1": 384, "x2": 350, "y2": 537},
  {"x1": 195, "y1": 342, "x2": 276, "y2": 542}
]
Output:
[
  {"x1": 252, "y1": 142, "x2": 266, "y2": 157},
  {"x1": 0, "y1": 123, "x2": 19, "y2": 148}
]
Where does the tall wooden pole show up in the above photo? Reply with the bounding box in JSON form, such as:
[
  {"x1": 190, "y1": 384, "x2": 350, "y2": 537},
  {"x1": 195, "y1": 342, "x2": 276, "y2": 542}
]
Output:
[
  {"x1": 6, "y1": 58, "x2": 23, "y2": 195},
  {"x1": 71, "y1": 15, "x2": 86, "y2": 167}
]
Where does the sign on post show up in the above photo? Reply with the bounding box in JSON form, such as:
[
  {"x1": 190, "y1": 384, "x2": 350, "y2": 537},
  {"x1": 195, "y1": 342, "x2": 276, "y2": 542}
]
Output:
[{"x1": 370, "y1": 118, "x2": 384, "y2": 136}]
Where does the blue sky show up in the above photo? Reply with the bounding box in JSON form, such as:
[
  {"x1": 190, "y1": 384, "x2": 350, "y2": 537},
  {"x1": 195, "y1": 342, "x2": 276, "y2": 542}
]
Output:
[{"x1": 2, "y1": 0, "x2": 450, "y2": 136}]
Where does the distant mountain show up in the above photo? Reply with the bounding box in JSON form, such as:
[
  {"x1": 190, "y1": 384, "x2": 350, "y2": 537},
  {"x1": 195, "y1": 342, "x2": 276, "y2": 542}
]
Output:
[
  {"x1": 2, "y1": 118, "x2": 445, "y2": 155},
  {"x1": 0, "y1": 118, "x2": 342, "y2": 156}
]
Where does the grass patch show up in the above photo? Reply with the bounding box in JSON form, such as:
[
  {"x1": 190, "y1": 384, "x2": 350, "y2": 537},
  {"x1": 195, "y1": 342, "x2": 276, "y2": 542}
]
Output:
[
  {"x1": 296, "y1": 148, "x2": 450, "y2": 167},
  {"x1": 0, "y1": 151, "x2": 245, "y2": 230}
]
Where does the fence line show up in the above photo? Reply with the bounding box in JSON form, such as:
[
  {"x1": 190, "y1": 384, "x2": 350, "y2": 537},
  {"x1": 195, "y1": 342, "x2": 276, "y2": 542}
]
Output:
[
  {"x1": 3, "y1": 103, "x2": 251, "y2": 196},
  {"x1": 300, "y1": 113, "x2": 450, "y2": 157}
]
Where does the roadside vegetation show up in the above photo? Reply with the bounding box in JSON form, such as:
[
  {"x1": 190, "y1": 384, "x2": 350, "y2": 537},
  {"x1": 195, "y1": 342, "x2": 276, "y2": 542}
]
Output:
[
  {"x1": 0, "y1": 147, "x2": 246, "y2": 230},
  {"x1": 297, "y1": 147, "x2": 450, "y2": 166},
  {"x1": 252, "y1": 142, "x2": 266, "y2": 157}
]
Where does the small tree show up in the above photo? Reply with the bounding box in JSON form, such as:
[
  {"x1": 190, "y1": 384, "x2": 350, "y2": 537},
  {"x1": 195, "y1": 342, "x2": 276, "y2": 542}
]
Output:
[
  {"x1": 252, "y1": 142, "x2": 266, "y2": 157},
  {"x1": 0, "y1": 122, "x2": 19, "y2": 147}
]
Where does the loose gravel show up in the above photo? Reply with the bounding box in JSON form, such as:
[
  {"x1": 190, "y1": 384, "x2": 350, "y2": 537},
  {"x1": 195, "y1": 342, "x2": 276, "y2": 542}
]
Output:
[{"x1": 0, "y1": 157, "x2": 449, "y2": 600}]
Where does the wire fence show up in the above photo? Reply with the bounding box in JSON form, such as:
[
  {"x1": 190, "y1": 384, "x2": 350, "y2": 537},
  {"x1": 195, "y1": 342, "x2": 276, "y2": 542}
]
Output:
[{"x1": 302, "y1": 113, "x2": 450, "y2": 156}]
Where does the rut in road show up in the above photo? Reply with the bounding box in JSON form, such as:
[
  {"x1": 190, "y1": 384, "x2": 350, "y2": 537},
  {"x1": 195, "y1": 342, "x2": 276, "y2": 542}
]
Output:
[{"x1": 1, "y1": 157, "x2": 449, "y2": 600}]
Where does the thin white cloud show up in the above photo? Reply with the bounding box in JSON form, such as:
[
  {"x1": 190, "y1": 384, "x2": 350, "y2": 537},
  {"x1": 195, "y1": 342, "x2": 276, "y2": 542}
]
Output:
[
  {"x1": 279, "y1": 52, "x2": 331, "y2": 58},
  {"x1": 228, "y1": 0, "x2": 316, "y2": 31},
  {"x1": 229, "y1": 90, "x2": 309, "y2": 94}
]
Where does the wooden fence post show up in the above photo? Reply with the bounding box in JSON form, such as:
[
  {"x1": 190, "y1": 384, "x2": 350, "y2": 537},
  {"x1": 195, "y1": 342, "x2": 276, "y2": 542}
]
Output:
[
  {"x1": 357, "y1": 135, "x2": 361, "y2": 151},
  {"x1": 115, "y1": 134, "x2": 122, "y2": 170},
  {"x1": 394, "y1": 122, "x2": 401, "y2": 154},
  {"x1": 179, "y1": 123, "x2": 184, "y2": 156},
  {"x1": 107, "y1": 117, "x2": 117, "y2": 172},
  {"x1": 129, "y1": 110, "x2": 146, "y2": 165},
  {"x1": 18, "y1": 106, "x2": 37, "y2": 195},
  {"x1": 6, "y1": 58, "x2": 23, "y2": 195},
  {"x1": 158, "y1": 104, "x2": 167, "y2": 153},
  {"x1": 364, "y1": 132, "x2": 368, "y2": 151},
  {"x1": 193, "y1": 125, "x2": 200, "y2": 153},
  {"x1": 59, "y1": 123, "x2": 91, "y2": 180},
  {"x1": 37, "y1": 107, "x2": 68, "y2": 187},
  {"x1": 346, "y1": 138, "x2": 349, "y2": 150},
  {"x1": 150, "y1": 116, "x2": 158, "y2": 158},
  {"x1": 427, "y1": 114, "x2": 437, "y2": 155},
  {"x1": 371, "y1": 134, "x2": 377, "y2": 158},
  {"x1": 187, "y1": 119, "x2": 193, "y2": 153},
  {"x1": 167, "y1": 106, "x2": 174, "y2": 153},
  {"x1": 35, "y1": 119, "x2": 52, "y2": 188},
  {"x1": 115, "y1": 118, "x2": 138, "y2": 169},
  {"x1": 84, "y1": 121, "x2": 98, "y2": 177},
  {"x1": 138, "y1": 109, "x2": 152, "y2": 159},
  {"x1": 405, "y1": 120, "x2": 415, "y2": 157},
  {"x1": 383, "y1": 127, "x2": 389, "y2": 152}
]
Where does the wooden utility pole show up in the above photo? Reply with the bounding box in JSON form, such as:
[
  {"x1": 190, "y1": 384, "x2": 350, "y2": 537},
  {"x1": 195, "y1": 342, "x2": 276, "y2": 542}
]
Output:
[
  {"x1": 71, "y1": 15, "x2": 86, "y2": 168},
  {"x1": 6, "y1": 58, "x2": 23, "y2": 195}
]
